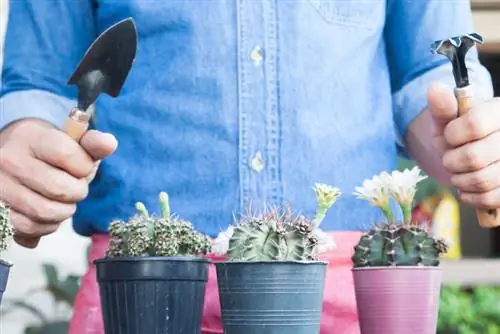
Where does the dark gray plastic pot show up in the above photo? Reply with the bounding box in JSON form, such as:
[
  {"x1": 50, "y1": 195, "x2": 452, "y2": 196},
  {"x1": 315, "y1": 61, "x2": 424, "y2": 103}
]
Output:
[
  {"x1": 95, "y1": 256, "x2": 209, "y2": 334},
  {"x1": 215, "y1": 261, "x2": 327, "y2": 334},
  {"x1": 0, "y1": 259, "x2": 12, "y2": 305}
]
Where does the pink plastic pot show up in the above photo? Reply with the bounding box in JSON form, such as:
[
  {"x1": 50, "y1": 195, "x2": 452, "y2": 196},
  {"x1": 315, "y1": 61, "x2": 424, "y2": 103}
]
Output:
[{"x1": 352, "y1": 267, "x2": 442, "y2": 334}]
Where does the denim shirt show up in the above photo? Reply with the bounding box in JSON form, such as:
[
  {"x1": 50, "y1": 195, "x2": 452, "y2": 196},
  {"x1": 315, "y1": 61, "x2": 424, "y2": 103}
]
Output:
[{"x1": 0, "y1": 1, "x2": 493, "y2": 237}]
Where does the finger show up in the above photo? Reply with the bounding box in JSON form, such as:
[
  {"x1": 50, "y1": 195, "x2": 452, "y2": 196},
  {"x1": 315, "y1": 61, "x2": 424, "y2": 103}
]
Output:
[
  {"x1": 11, "y1": 210, "x2": 61, "y2": 239},
  {"x1": 459, "y1": 186, "x2": 500, "y2": 209},
  {"x1": 427, "y1": 82, "x2": 458, "y2": 136},
  {"x1": 85, "y1": 160, "x2": 101, "y2": 183},
  {"x1": 30, "y1": 127, "x2": 95, "y2": 178},
  {"x1": 442, "y1": 131, "x2": 500, "y2": 173},
  {"x1": 0, "y1": 171, "x2": 76, "y2": 223},
  {"x1": 14, "y1": 235, "x2": 40, "y2": 249},
  {"x1": 80, "y1": 130, "x2": 118, "y2": 161},
  {"x1": 444, "y1": 99, "x2": 500, "y2": 147},
  {"x1": 0, "y1": 147, "x2": 89, "y2": 203},
  {"x1": 451, "y1": 160, "x2": 500, "y2": 193}
]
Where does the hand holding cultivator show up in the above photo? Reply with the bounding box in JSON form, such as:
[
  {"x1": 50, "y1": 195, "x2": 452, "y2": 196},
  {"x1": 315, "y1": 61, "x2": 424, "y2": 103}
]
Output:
[{"x1": 431, "y1": 33, "x2": 500, "y2": 228}]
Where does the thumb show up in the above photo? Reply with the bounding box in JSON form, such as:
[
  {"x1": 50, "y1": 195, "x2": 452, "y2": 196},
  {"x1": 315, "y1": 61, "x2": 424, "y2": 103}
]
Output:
[
  {"x1": 427, "y1": 82, "x2": 458, "y2": 135},
  {"x1": 80, "y1": 130, "x2": 118, "y2": 161}
]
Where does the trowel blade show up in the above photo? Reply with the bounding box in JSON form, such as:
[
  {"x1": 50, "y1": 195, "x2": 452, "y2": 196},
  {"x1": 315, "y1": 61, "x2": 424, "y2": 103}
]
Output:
[{"x1": 68, "y1": 17, "x2": 137, "y2": 107}]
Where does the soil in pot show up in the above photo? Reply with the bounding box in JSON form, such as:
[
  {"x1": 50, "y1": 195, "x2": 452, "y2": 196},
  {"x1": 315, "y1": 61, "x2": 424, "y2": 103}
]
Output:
[
  {"x1": 95, "y1": 256, "x2": 209, "y2": 334},
  {"x1": 0, "y1": 259, "x2": 12, "y2": 305},
  {"x1": 216, "y1": 260, "x2": 327, "y2": 334},
  {"x1": 353, "y1": 266, "x2": 442, "y2": 334}
]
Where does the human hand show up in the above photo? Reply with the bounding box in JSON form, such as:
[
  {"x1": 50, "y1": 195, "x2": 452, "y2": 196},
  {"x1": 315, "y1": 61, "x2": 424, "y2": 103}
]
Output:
[
  {"x1": 428, "y1": 82, "x2": 500, "y2": 209},
  {"x1": 0, "y1": 119, "x2": 117, "y2": 248}
]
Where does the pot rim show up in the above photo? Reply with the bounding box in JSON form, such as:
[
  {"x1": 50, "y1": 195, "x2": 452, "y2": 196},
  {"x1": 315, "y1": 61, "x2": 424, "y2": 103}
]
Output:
[
  {"x1": 94, "y1": 255, "x2": 211, "y2": 265},
  {"x1": 214, "y1": 260, "x2": 328, "y2": 265},
  {"x1": 0, "y1": 258, "x2": 12, "y2": 267},
  {"x1": 352, "y1": 266, "x2": 442, "y2": 271}
]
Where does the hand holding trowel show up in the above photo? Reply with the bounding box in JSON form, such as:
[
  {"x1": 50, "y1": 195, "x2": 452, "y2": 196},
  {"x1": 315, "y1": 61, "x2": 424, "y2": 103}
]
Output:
[
  {"x1": 18, "y1": 18, "x2": 137, "y2": 247},
  {"x1": 431, "y1": 33, "x2": 500, "y2": 228}
]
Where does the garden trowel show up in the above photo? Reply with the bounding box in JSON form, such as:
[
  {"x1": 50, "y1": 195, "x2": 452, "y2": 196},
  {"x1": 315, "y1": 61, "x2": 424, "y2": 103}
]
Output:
[
  {"x1": 431, "y1": 33, "x2": 500, "y2": 228},
  {"x1": 64, "y1": 17, "x2": 137, "y2": 141}
]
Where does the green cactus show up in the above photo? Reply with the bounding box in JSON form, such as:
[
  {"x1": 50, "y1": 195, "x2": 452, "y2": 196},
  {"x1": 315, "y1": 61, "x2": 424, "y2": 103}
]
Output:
[
  {"x1": 0, "y1": 201, "x2": 13, "y2": 255},
  {"x1": 352, "y1": 167, "x2": 448, "y2": 267},
  {"x1": 106, "y1": 192, "x2": 212, "y2": 257},
  {"x1": 224, "y1": 184, "x2": 341, "y2": 261},
  {"x1": 352, "y1": 222, "x2": 449, "y2": 267}
]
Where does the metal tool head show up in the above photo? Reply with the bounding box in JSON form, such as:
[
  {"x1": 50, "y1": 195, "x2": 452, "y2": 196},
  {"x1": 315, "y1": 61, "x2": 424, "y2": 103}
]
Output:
[
  {"x1": 430, "y1": 33, "x2": 483, "y2": 88},
  {"x1": 68, "y1": 17, "x2": 138, "y2": 111}
]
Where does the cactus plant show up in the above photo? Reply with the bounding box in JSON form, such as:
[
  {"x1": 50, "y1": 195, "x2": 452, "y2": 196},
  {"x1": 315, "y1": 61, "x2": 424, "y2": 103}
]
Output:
[
  {"x1": 351, "y1": 167, "x2": 448, "y2": 334},
  {"x1": 0, "y1": 201, "x2": 13, "y2": 256},
  {"x1": 352, "y1": 166, "x2": 449, "y2": 267},
  {"x1": 352, "y1": 222, "x2": 449, "y2": 267},
  {"x1": 95, "y1": 191, "x2": 212, "y2": 334},
  {"x1": 0, "y1": 200, "x2": 14, "y2": 306},
  {"x1": 214, "y1": 183, "x2": 342, "y2": 334},
  {"x1": 213, "y1": 183, "x2": 342, "y2": 261},
  {"x1": 105, "y1": 191, "x2": 212, "y2": 257}
]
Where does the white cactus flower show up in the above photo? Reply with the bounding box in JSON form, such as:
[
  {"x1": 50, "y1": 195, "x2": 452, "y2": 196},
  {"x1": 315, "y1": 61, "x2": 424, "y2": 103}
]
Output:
[
  {"x1": 352, "y1": 171, "x2": 392, "y2": 208},
  {"x1": 313, "y1": 183, "x2": 342, "y2": 208},
  {"x1": 211, "y1": 225, "x2": 234, "y2": 256},
  {"x1": 389, "y1": 166, "x2": 427, "y2": 205}
]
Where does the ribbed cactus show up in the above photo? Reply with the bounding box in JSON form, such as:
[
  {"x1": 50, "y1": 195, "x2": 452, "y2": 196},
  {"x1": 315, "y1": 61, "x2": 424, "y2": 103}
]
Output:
[
  {"x1": 216, "y1": 183, "x2": 342, "y2": 261},
  {"x1": 106, "y1": 192, "x2": 212, "y2": 257},
  {"x1": 352, "y1": 167, "x2": 449, "y2": 267},
  {"x1": 227, "y1": 210, "x2": 320, "y2": 261},
  {"x1": 0, "y1": 201, "x2": 13, "y2": 255},
  {"x1": 352, "y1": 223, "x2": 449, "y2": 267}
]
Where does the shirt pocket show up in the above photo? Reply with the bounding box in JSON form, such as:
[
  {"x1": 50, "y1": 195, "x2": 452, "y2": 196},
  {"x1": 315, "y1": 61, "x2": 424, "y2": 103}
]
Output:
[{"x1": 306, "y1": 0, "x2": 385, "y2": 30}]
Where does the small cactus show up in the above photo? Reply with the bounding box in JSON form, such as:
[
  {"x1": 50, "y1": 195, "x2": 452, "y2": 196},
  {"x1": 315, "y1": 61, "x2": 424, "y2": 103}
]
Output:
[
  {"x1": 352, "y1": 167, "x2": 448, "y2": 267},
  {"x1": 106, "y1": 192, "x2": 212, "y2": 257},
  {"x1": 212, "y1": 183, "x2": 342, "y2": 261},
  {"x1": 0, "y1": 201, "x2": 13, "y2": 256},
  {"x1": 352, "y1": 222, "x2": 448, "y2": 267}
]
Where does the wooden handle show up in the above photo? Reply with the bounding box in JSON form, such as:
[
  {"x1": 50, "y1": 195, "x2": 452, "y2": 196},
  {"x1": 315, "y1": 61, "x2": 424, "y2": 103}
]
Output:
[
  {"x1": 455, "y1": 86, "x2": 500, "y2": 228},
  {"x1": 63, "y1": 108, "x2": 90, "y2": 141}
]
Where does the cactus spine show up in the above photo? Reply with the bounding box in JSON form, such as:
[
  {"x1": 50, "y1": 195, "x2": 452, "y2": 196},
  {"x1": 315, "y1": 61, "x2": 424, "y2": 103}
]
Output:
[{"x1": 106, "y1": 192, "x2": 212, "y2": 257}]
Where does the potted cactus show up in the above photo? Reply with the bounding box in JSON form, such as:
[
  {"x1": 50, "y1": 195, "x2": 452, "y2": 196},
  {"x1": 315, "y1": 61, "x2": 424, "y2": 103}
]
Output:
[
  {"x1": 351, "y1": 166, "x2": 449, "y2": 334},
  {"x1": 212, "y1": 183, "x2": 341, "y2": 334},
  {"x1": 94, "y1": 191, "x2": 212, "y2": 334},
  {"x1": 0, "y1": 200, "x2": 13, "y2": 306}
]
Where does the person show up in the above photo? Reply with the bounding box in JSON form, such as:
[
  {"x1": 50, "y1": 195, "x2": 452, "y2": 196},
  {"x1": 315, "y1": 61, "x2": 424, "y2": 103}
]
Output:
[{"x1": 1, "y1": 1, "x2": 498, "y2": 333}]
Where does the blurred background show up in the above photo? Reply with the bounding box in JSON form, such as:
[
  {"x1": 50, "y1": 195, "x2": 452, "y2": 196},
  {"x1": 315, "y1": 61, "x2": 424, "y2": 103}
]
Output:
[{"x1": 1, "y1": 1, "x2": 500, "y2": 333}]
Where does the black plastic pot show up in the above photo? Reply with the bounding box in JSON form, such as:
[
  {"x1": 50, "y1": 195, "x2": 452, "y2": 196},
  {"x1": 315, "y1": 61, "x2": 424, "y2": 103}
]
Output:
[
  {"x1": 0, "y1": 259, "x2": 12, "y2": 305},
  {"x1": 94, "y1": 256, "x2": 209, "y2": 334},
  {"x1": 215, "y1": 261, "x2": 327, "y2": 334}
]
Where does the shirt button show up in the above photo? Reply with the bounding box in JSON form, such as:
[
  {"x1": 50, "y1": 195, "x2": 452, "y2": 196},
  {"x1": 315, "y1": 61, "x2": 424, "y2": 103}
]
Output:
[
  {"x1": 250, "y1": 46, "x2": 264, "y2": 65},
  {"x1": 250, "y1": 151, "x2": 265, "y2": 172}
]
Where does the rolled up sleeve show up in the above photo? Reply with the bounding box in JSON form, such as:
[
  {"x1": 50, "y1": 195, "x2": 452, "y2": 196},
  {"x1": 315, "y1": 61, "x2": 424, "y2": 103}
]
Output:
[
  {"x1": 0, "y1": 0, "x2": 96, "y2": 130},
  {"x1": 384, "y1": 0, "x2": 494, "y2": 156}
]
